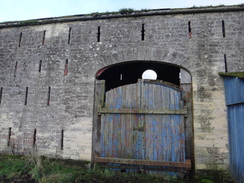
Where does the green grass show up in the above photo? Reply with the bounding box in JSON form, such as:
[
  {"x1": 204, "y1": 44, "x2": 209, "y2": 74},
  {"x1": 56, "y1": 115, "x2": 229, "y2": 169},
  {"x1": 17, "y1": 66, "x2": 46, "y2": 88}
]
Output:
[
  {"x1": 0, "y1": 154, "x2": 86, "y2": 182},
  {"x1": 0, "y1": 155, "x2": 30, "y2": 179},
  {"x1": 0, "y1": 154, "x2": 233, "y2": 183}
]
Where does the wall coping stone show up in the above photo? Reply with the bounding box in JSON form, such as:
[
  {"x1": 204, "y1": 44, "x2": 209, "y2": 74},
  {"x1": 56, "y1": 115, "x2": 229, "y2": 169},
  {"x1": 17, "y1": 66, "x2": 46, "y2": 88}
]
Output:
[{"x1": 0, "y1": 5, "x2": 244, "y2": 29}]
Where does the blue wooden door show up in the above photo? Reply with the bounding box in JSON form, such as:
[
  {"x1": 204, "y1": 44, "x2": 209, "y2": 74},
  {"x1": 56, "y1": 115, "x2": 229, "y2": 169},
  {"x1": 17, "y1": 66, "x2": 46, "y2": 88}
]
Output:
[
  {"x1": 223, "y1": 76, "x2": 244, "y2": 183},
  {"x1": 96, "y1": 80, "x2": 190, "y2": 171}
]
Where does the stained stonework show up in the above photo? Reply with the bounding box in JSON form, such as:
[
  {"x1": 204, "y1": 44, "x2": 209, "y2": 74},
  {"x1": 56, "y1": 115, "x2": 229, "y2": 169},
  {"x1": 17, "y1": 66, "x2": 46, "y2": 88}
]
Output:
[{"x1": 0, "y1": 6, "x2": 243, "y2": 170}]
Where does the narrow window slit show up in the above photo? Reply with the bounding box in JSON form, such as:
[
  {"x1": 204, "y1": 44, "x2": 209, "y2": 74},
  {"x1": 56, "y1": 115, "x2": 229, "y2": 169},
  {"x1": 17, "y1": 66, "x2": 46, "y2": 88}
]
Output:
[
  {"x1": 224, "y1": 54, "x2": 228, "y2": 73},
  {"x1": 39, "y1": 60, "x2": 42, "y2": 72},
  {"x1": 25, "y1": 87, "x2": 28, "y2": 105},
  {"x1": 14, "y1": 61, "x2": 18, "y2": 77},
  {"x1": 222, "y1": 20, "x2": 226, "y2": 38},
  {"x1": 47, "y1": 87, "x2": 51, "y2": 106},
  {"x1": 120, "y1": 73, "x2": 123, "y2": 81},
  {"x1": 68, "y1": 27, "x2": 72, "y2": 44},
  {"x1": 141, "y1": 24, "x2": 145, "y2": 41},
  {"x1": 97, "y1": 26, "x2": 101, "y2": 42},
  {"x1": 61, "y1": 130, "x2": 64, "y2": 150},
  {"x1": 42, "y1": 30, "x2": 46, "y2": 45},
  {"x1": 188, "y1": 21, "x2": 192, "y2": 38},
  {"x1": 64, "y1": 59, "x2": 68, "y2": 76},
  {"x1": 18, "y1": 32, "x2": 22, "y2": 47},
  {"x1": 33, "y1": 129, "x2": 36, "y2": 147},
  {"x1": 8, "y1": 128, "x2": 11, "y2": 146},
  {"x1": 0, "y1": 87, "x2": 3, "y2": 104}
]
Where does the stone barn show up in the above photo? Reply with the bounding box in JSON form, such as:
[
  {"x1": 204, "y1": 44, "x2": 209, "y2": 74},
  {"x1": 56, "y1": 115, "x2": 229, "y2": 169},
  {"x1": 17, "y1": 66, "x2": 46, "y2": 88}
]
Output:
[{"x1": 0, "y1": 5, "x2": 243, "y2": 178}]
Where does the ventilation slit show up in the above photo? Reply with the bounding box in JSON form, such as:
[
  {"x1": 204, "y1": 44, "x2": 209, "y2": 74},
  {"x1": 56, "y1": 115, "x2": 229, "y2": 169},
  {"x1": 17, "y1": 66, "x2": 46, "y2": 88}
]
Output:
[
  {"x1": 42, "y1": 30, "x2": 46, "y2": 45},
  {"x1": 141, "y1": 24, "x2": 145, "y2": 41},
  {"x1": 68, "y1": 27, "x2": 72, "y2": 44},
  {"x1": 97, "y1": 26, "x2": 101, "y2": 42},
  {"x1": 39, "y1": 60, "x2": 42, "y2": 72},
  {"x1": 120, "y1": 73, "x2": 123, "y2": 81},
  {"x1": 33, "y1": 129, "x2": 36, "y2": 147},
  {"x1": 25, "y1": 87, "x2": 28, "y2": 105},
  {"x1": 61, "y1": 130, "x2": 64, "y2": 150},
  {"x1": 224, "y1": 54, "x2": 228, "y2": 73},
  {"x1": 47, "y1": 87, "x2": 51, "y2": 106},
  {"x1": 222, "y1": 20, "x2": 226, "y2": 38},
  {"x1": 188, "y1": 21, "x2": 192, "y2": 38},
  {"x1": 0, "y1": 87, "x2": 3, "y2": 104},
  {"x1": 18, "y1": 32, "x2": 22, "y2": 47},
  {"x1": 8, "y1": 128, "x2": 11, "y2": 146},
  {"x1": 64, "y1": 59, "x2": 68, "y2": 76},
  {"x1": 14, "y1": 61, "x2": 18, "y2": 77}
]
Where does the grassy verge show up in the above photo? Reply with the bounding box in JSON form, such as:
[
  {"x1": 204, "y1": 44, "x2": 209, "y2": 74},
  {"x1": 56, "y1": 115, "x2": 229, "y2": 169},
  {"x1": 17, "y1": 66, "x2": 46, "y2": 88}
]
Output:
[{"x1": 0, "y1": 154, "x2": 233, "y2": 183}]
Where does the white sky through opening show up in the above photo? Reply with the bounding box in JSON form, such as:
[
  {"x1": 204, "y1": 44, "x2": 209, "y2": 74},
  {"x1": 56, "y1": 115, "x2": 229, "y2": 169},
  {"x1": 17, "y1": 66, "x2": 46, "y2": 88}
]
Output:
[{"x1": 142, "y1": 69, "x2": 157, "y2": 80}]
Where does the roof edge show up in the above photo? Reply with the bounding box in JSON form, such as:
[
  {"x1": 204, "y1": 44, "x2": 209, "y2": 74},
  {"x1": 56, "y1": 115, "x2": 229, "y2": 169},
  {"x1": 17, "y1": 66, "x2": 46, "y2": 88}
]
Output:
[
  {"x1": 219, "y1": 72, "x2": 244, "y2": 78},
  {"x1": 0, "y1": 5, "x2": 244, "y2": 28}
]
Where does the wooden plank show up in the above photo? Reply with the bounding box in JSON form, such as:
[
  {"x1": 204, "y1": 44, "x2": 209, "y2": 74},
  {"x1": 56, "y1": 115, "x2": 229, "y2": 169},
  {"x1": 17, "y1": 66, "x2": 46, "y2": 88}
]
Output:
[
  {"x1": 91, "y1": 80, "x2": 105, "y2": 168},
  {"x1": 100, "y1": 164, "x2": 189, "y2": 172},
  {"x1": 181, "y1": 84, "x2": 194, "y2": 165},
  {"x1": 227, "y1": 104, "x2": 244, "y2": 183},
  {"x1": 224, "y1": 77, "x2": 244, "y2": 105},
  {"x1": 98, "y1": 107, "x2": 187, "y2": 115},
  {"x1": 95, "y1": 157, "x2": 191, "y2": 170}
]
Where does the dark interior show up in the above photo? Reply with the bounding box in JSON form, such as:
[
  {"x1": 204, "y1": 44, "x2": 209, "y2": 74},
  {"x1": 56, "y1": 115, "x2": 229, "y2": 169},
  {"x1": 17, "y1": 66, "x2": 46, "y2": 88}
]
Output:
[{"x1": 96, "y1": 62, "x2": 180, "y2": 91}]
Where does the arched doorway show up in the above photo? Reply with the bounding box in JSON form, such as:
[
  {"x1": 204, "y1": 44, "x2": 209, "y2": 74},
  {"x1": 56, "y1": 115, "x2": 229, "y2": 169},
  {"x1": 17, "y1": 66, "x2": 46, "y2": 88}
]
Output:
[
  {"x1": 92, "y1": 61, "x2": 193, "y2": 173},
  {"x1": 95, "y1": 61, "x2": 183, "y2": 91}
]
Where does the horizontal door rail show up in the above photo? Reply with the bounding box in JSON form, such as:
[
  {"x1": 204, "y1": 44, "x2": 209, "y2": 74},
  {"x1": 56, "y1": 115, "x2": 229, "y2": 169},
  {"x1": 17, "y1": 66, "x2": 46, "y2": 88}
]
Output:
[
  {"x1": 95, "y1": 157, "x2": 191, "y2": 170},
  {"x1": 226, "y1": 101, "x2": 244, "y2": 106},
  {"x1": 100, "y1": 164, "x2": 188, "y2": 172},
  {"x1": 98, "y1": 107, "x2": 187, "y2": 115}
]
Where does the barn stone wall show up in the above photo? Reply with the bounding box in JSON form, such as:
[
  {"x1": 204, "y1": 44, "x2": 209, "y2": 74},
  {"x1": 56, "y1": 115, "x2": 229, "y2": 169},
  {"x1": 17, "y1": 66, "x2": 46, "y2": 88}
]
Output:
[{"x1": 0, "y1": 6, "x2": 243, "y2": 170}]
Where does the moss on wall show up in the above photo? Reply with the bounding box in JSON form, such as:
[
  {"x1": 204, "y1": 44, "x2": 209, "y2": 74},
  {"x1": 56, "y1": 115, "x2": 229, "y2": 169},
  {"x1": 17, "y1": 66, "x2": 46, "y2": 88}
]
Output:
[{"x1": 219, "y1": 72, "x2": 244, "y2": 78}]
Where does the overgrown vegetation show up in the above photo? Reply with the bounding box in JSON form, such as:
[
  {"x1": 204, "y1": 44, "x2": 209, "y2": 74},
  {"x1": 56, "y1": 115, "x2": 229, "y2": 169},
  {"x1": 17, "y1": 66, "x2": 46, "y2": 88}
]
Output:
[
  {"x1": 119, "y1": 8, "x2": 135, "y2": 14},
  {"x1": 19, "y1": 20, "x2": 39, "y2": 25},
  {"x1": 0, "y1": 154, "x2": 233, "y2": 183},
  {"x1": 189, "y1": 4, "x2": 226, "y2": 9}
]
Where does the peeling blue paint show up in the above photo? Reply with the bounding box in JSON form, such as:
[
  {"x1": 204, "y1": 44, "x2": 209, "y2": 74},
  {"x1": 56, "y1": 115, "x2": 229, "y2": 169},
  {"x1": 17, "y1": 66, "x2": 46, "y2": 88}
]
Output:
[
  {"x1": 100, "y1": 80, "x2": 186, "y2": 173},
  {"x1": 223, "y1": 77, "x2": 244, "y2": 183}
]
